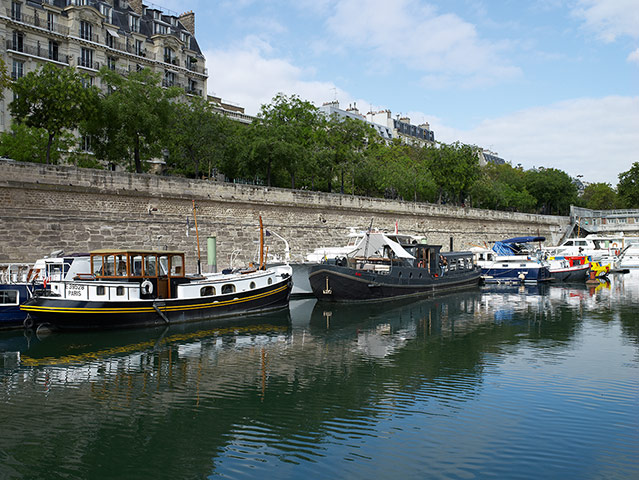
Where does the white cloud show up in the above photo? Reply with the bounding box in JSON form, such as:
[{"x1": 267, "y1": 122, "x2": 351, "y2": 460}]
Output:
[
  {"x1": 628, "y1": 48, "x2": 639, "y2": 64},
  {"x1": 203, "y1": 39, "x2": 351, "y2": 115},
  {"x1": 325, "y1": 0, "x2": 521, "y2": 88},
  {"x1": 431, "y1": 96, "x2": 639, "y2": 185},
  {"x1": 573, "y1": 0, "x2": 639, "y2": 42}
]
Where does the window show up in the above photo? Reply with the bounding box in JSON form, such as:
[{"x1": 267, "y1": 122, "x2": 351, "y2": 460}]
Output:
[
  {"x1": 106, "y1": 32, "x2": 115, "y2": 48},
  {"x1": 80, "y1": 134, "x2": 92, "y2": 152},
  {"x1": 268, "y1": 277, "x2": 273, "y2": 285},
  {"x1": 115, "y1": 255, "x2": 127, "y2": 277},
  {"x1": 200, "y1": 286, "x2": 215, "y2": 296},
  {"x1": 47, "y1": 12, "x2": 55, "y2": 31},
  {"x1": 250, "y1": 282, "x2": 256, "y2": 289},
  {"x1": 96, "y1": 286, "x2": 106, "y2": 296},
  {"x1": 49, "y1": 40, "x2": 59, "y2": 61},
  {"x1": 92, "y1": 256, "x2": 103, "y2": 276},
  {"x1": 12, "y1": 60, "x2": 24, "y2": 80},
  {"x1": 170, "y1": 255, "x2": 183, "y2": 276},
  {"x1": 221, "y1": 284, "x2": 236, "y2": 294},
  {"x1": 80, "y1": 21, "x2": 93, "y2": 41},
  {"x1": 144, "y1": 255, "x2": 157, "y2": 276},
  {"x1": 116, "y1": 286, "x2": 125, "y2": 296},
  {"x1": 163, "y1": 70, "x2": 175, "y2": 87},
  {"x1": 131, "y1": 255, "x2": 143, "y2": 276},
  {"x1": 12, "y1": 31, "x2": 24, "y2": 52},
  {"x1": 130, "y1": 15, "x2": 140, "y2": 33},
  {"x1": 11, "y1": 1, "x2": 21, "y2": 21},
  {"x1": 0, "y1": 290, "x2": 18, "y2": 305},
  {"x1": 80, "y1": 47, "x2": 93, "y2": 68},
  {"x1": 181, "y1": 32, "x2": 190, "y2": 44},
  {"x1": 135, "y1": 39, "x2": 144, "y2": 56},
  {"x1": 164, "y1": 47, "x2": 173, "y2": 64},
  {"x1": 107, "y1": 56, "x2": 117, "y2": 71},
  {"x1": 155, "y1": 23, "x2": 167, "y2": 35}
]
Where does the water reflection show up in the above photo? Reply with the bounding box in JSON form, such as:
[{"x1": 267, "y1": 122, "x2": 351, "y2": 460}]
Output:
[{"x1": 0, "y1": 273, "x2": 637, "y2": 479}]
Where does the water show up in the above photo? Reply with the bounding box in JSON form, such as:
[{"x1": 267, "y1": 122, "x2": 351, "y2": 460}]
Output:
[{"x1": 1, "y1": 273, "x2": 638, "y2": 479}]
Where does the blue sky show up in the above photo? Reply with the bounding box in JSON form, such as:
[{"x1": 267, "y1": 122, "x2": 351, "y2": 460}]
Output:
[{"x1": 159, "y1": 0, "x2": 638, "y2": 186}]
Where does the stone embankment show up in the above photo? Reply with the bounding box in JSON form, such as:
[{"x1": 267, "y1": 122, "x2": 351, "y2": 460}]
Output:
[{"x1": 0, "y1": 159, "x2": 569, "y2": 271}]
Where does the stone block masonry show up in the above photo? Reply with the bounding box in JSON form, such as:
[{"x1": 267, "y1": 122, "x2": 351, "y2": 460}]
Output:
[{"x1": 0, "y1": 159, "x2": 569, "y2": 272}]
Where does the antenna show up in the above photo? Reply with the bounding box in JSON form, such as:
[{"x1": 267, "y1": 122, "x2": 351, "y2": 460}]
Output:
[{"x1": 331, "y1": 87, "x2": 338, "y2": 102}]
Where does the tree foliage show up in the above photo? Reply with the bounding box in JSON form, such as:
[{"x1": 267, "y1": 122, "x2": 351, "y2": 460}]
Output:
[
  {"x1": 86, "y1": 68, "x2": 180, "y2": 173},
  {"x1": 617, "y1": 162, "x2": 639, "y2": 208},
  {"x1": 428, "y1": 142, "x2": 480, "y2": 204},
  {"x1": 9, "y1": 64, "x2": 98, "y2": 164},
  {"x1": 0, "y1": 56, "x2": 10, "y2": 101},
  {"x1": 524, "y1": 167, "x2": 577, "y2": 215},
  {"x1": 164, "y1": 97, "x2": 236, "y2": 179},
  {"x1": 581, "y1": 182, "x2": 619, "y2": 210},
  {"x1": 0, "y1": 123, "x2": 74, "y2": 164}
]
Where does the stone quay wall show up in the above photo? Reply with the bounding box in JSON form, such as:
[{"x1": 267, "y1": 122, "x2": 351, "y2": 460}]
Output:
[{"x1": 0, "y1": 159, "x2": 569, "y2": 271}]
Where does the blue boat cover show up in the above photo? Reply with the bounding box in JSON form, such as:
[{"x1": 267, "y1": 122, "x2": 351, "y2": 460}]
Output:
[{"x1": 492, "y1": 236, "x2": 545, "y2": 255}]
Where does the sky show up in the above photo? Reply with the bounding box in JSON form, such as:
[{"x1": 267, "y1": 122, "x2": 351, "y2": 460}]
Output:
[{"x1": 157, "y1": 0, "x2": 638, "y2": 186}]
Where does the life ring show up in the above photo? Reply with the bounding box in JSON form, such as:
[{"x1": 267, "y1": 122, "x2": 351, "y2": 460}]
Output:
[
  {"x1": 612, "y1": 242, "x2": 618, "y2": 248},
  {"x1": 418, "y1": 260, "x2": 425, "y2": 268},
  {"x1": 141, "y1": 279, "x2": 154, "y2": 295}
]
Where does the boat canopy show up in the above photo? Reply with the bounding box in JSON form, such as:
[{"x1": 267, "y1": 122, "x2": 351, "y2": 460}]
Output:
[
  {"x1": 492, "y1": 236, "x2": 545, "y2": 256},
  {"x1": 351, "y1": 233, "x2": 415, "y2": 259}
]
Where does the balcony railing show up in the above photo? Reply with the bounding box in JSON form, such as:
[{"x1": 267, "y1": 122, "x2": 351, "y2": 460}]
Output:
[
  {"x1": 77, "y1": 57, "x2": 99, "y2": 70},
  {"x1": 6, "y1": 39, "x2": 70, "y2": 65},
  {"x1": 186, "y1": 63, "x2": 207, "y2": 75},
  {"x1": 79, "y1": 32, "x2": 100, "y2": 43},
  {"x1": 5, "y1": 8, "x2": 70, "y2": 35},
  {"x1": 185, "y1": 87, "x2": 203, "y2": 96}
]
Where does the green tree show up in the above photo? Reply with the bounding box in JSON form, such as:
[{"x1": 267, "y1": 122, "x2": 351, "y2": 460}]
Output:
[
  {"x1": 9, "y1": 64, "x2": 98, "y2": 164},
  {"x1": 471, "y1": 162, "x2": 536, "y2": 212},
  {"x1": 322, "y1": 114, "x2": 375, "y2": 194},
  {"x1": 525, "y1": 167, "x2": 577, "y2": 215},
  {"x1": 248, "y1": 93, "x2": 323, "y2": 188},
  {"x1": 0, "y1": 123, "x2": 74, "y2": 164},
  {"x1": 164, "y1": 97, "x2": 236, "y2": 179},
  {"x1": 0, "y1": 56, "x2": 10, "y2": 100},
  {"x1": 617, "y1": 162, "x2": 639, "y2": 208},
  {"x1": 581, "y1": 182, "x2": 619, "y2": 210},
  {"x1": 87, "y1": 68, "x2": 180, "y2": 173},
  {"x1": 428, "y1": 142, "x2": 480, "y2": 205}
]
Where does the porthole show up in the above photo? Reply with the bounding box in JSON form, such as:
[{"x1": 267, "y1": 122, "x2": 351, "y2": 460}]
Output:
[
  {"x1": 250, "y1": 281, "x2": 256, "y2": 289},
  {"x1": 268, "y1": 278, "x2": 273, "y2": 285},
  {"x1": 221, "y1": 284, "x2": 236, "y2": 294},
  {"x1": 200, "y1": 286, "x2": 215, "y2": 296},
  {"x1": 116, "y1": 286, "x2": 125, "y2": 296}
]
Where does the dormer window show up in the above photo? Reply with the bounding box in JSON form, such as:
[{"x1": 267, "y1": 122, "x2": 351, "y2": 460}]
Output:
[
  {"x1": 129, "y1": 14, "x2": 140, "y2": 33},
  {"x1": 155, "y1": 23, "x2": 167, "y2": 35}
]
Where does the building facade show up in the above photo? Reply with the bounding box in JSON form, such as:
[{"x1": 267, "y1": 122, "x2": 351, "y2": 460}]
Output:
[
  {"x1": 0, "y1": 0, "x2": 208, "y2": 132},
  {"x1": 319, "y1": 100, "x2": 436, "y2": 147}
]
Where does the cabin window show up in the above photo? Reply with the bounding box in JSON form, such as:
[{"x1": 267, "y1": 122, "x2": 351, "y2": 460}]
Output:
[
  {"x1": 115, "y1": 255, "x2": 127, "y2": 277},
  {"x1": 102, "y1": 255, "x2": 116, "y2": 276},
  {"x1": 159, "y1": 255, "x2": 169, "y2": 276},
  {"x1": 92, "y1": 256, "x2": 103, "y2": 276},
  {"x1": 131, "y1": 255, "x2": 143, "y2": 276},
  {"x1": 221, "y1": 284, "x2": 236, "y2": 294},
  {"x1": 144, "y1": 255, "x2": 157, "y2": 276},
  {"x1": 250, "y1": 281, "x2": 256, "y2": 289},
  {"x1": 170, "y1": 255, "x2": 183, "y2": 277},
  {"x1": 96, "y1": 286, "x2": 106, "y2": 296},
  {"x1": 200, "y1": 286, "x2": 215, "y2": 296},
  {"x1": 116, "y1": 286, "x2": 125, "y2": 296},
  {"x1": 268, "y1": 278, "x2": 273, "y2": 285},
  {"x1": 565, "y1": 241, "x2": 573, "y2": 246},
  {"x1": 0, "y1": 290, "x2": 18, "y2": 305}
]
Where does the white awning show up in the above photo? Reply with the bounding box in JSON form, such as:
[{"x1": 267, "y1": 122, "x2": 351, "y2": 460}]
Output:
[
  {"x1": 106, "y1": 28, "x2": 120, "y2": 38},
  {"x1": 352, "y1": 233, "x2": 415, "y2": 259}
]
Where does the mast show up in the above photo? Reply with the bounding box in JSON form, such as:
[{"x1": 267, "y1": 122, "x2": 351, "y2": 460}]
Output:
[
  {"x1": 259, "y1": 216, "x2": 265, "y2": 270},
  {"x1": 192, "y1": 200, "x2": 201, "y2": 275}
]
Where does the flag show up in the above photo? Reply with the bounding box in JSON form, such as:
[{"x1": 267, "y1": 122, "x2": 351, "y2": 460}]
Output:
[{"x1": 395, "y1": 220, "x2": 398, "y2": 234}]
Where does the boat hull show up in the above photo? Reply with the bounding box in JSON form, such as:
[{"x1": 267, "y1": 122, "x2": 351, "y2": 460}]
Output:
[
  {"x1": 549, "y1": 264, "x2": 590, "y2": 282},
  {"x1": 309, "y1": 264, "x2": 481, "y2": 302},
  {"x1": 20, "y1": 278, "x2": 292, "y2": 330},
  {"x1": 0, "y1": 284, "x2": 34, "y2": 329},
  {"x1": 481, "y1": 265, "x2": 551, "y2": 284}
]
